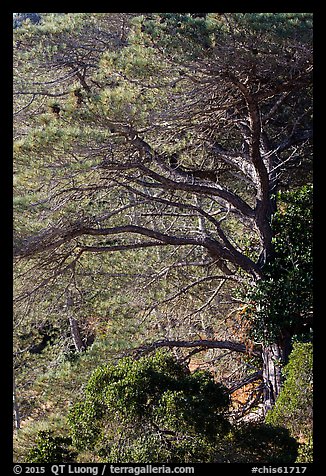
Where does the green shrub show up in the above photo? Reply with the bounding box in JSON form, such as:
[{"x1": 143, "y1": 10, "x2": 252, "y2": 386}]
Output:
[
  {"x1": 27, "y1": 430, "x2": 77, "y2": 463},
  {"x1": 266, "y1": 342, "x2": 313, "y2": 462},
  {"x1": 68, "y1": 350, "x2": 230, "y2": 462},
  {"x1": 266, "y1": 342, "x2": 313, "y2": 438}
]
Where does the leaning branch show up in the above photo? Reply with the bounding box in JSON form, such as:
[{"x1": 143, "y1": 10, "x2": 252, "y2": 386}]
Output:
[
  {"x1": 14, "y1": 90, "x2": 70, "y2": 98},
  {"x1": 79, "y1": 241, "x2": 171, "y2": 253},
  {"x1": 228, "y1": 370, "x2": 263, "y2": 394},
  {"x1": 137, "y1": 162, "x2": 255, "y2": 219},
  {"x1": 15, "y1": 220, "x2": 262, "y2": 278},
  {"x1": 132, "y1": 338, "x2": 261, "y2": 357}
]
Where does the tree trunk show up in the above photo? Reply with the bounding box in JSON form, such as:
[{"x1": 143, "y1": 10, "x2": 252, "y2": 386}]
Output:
[
  {"x1": 262, "y1": 331, "x2": 292, "y2": 415},
  {"x1": 66, "y1": 292, "x2": 85, "y2": 352},
  {"x1": 13, "y1": 372, "x2": 21, "y2": 431},
  {"x1": 69, "y1": 316, "x2": 85, "y2": 352}
]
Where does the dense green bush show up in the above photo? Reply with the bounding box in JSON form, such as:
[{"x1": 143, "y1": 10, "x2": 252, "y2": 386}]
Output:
[
  {"x1": 27, "y1": 430, "x2": 77, "y2": 463},
  {"x1": 68, "y1": 350, "x2": 230, "y2": 462},
  {"x1": 266, "y1": 341, "x2": 313, "y2": 461}
]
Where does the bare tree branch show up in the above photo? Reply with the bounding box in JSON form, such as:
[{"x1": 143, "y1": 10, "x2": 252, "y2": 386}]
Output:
[
  {"x1": 276, "y1": 129, "x2": 313, "y2": 153},
  {"x1": 133, "y1": 338, "x2": 261, "y2": 357},
  {"x1": 229, "y1": 371, "x2": 263, "y2": 394}
]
